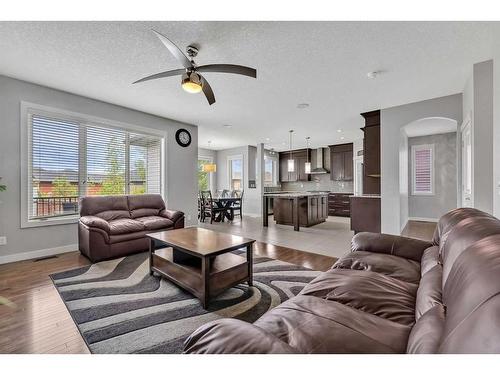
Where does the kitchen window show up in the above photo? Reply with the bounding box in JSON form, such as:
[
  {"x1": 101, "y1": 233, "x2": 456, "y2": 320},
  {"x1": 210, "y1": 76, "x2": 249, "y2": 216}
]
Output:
[
  {"x1": 412, "y1": 144, "x2": 434, "y2": 195},
  {"x1": 264, "y1": 157, "x2": 277, "y2": 186},
  {"x1": 228, "y1": 155, "x2": 243, "y2": 191},
  {"x1": 21, "y1": 102, "x2": 165, "y2": 227}
]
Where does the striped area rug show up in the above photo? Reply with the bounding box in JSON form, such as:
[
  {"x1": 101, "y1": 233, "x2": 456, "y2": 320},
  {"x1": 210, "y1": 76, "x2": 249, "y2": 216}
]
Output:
[{"x1": 50, "y1": 250, "x2": 321, "y2": 354}]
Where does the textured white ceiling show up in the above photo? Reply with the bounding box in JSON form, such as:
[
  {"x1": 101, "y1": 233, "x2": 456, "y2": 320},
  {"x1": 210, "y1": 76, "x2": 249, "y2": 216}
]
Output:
[{"x1": 0, "y1": 21, "x2": 497, "y2": 150}]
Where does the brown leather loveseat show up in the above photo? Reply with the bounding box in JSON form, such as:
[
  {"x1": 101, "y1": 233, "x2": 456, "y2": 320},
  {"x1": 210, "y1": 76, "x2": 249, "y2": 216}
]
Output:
[
  {"x1": 78, "y1": 194, "x2": 184, "y2": 262},
  {"x1": 184, "y1": 207, "x2": 500, "y2": 353}
]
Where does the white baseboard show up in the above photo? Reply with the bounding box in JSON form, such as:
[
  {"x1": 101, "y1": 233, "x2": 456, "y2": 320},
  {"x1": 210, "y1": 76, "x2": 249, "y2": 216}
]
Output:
[
  {"x1": 408, "y1": 216, "x2": 439, "y2": 223},
  {"x1": 0, "y1": 243, "x2": 78, "y2": 265}
]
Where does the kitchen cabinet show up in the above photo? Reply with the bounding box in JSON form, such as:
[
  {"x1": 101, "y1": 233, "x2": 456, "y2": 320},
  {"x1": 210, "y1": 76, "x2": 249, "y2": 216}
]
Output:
[
  {"x1": 328, "y1": 193, "x2": 352, "y2": 217},
  {"x1": 279, "y1": 149, "x2": 311, "y2": 182},
  {"x1": 329, "y1": 143, "x2": 353, "y2": 181},
  {"x1": 273, "y1": 193, "x2": 328, "y2": 227}
]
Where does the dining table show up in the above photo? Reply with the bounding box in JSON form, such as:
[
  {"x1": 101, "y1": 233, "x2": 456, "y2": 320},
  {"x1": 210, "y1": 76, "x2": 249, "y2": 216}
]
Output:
[{"x1": 211, "y1": 195, "x2": 241, "y2": 222}]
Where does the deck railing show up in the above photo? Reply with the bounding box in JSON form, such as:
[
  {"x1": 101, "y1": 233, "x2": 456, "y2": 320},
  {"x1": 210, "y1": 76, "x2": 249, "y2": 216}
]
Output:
[{"x1": 33, "y1": 196, "x2": 79, "y2": 218}]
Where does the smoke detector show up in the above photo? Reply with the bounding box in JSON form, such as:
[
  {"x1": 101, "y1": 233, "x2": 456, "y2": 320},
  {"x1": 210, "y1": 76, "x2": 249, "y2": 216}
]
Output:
[{"x1": 367, "y1": 71, "x2": 381, "y2": 79}]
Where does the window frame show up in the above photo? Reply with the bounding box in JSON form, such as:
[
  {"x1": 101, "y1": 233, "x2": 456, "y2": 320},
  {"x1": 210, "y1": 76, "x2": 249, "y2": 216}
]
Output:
[
  {"x1": 20, "y1": 101, "x2": 166, "y2": 228},
  {"x1": 264, "y1": 156, "x2": 278, "y2": 186},
  {"x1": 227, "y1": 154, "x2": 244, "y2": 191},
  {"x1": 411, "y1": 143, "x2": 435, "y2": 196}
]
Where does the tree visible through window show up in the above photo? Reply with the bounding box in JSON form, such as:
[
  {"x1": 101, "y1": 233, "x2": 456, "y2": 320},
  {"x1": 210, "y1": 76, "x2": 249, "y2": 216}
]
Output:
[{"x1": 198, "y1": 158, "x2": 211, "y2": 191}]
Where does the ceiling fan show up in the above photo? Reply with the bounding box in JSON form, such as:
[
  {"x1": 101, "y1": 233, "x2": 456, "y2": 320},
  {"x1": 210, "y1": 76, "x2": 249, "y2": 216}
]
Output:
[{"x1": 133, "y1": 30, "x2": 257, "y2": 105}]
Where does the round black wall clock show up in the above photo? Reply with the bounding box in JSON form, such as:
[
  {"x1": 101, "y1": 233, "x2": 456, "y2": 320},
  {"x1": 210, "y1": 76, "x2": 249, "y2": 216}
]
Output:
[{"x1": 175, "y1": 128, "x2": 192, "y2": 147}]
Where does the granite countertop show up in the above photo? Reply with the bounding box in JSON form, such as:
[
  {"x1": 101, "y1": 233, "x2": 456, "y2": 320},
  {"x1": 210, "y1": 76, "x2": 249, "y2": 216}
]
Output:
[
  {"x1": 263, "y1": 192, "x2": 329, "y2": 198},
  {"x1": 351, "y1": 194, "x2": 381, "y2": 198}
]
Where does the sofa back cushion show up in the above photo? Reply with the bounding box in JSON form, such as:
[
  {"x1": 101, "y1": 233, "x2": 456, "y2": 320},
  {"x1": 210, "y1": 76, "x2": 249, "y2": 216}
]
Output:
[
  {"x1": 80, "y1": 195, "x2": 130, "y2": 221},
  {"x1": 128, "y1": 194, "x2": 166, "y2": 218},
  {"x1": 407, "y1": 304, "x2": 445, "y2": 354},
  {"x1": 439, "y1": 216, "x2": 500, "y2": 287},
  {"x1": 415, "y1": 264, "x2": 442, "y2": 320},
  {"x1": 439, "y1": 234, "x2": 500, "y2": 353}
]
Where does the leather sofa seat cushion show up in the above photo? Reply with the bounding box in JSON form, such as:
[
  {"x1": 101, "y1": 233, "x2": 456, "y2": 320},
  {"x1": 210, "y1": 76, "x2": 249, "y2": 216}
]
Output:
[
  {"x1": 407, "y1": 304, "x2": 445, "y2": 354},
  {"x1": 420, "y1": 246, "x2": 439, "y2": 276},
  {"x1": 254, "y1": 295, "x2": 412, "y2": 353},
  {"x1": 299, "y1": 269, "x2": 417, "y2": 326},
  {"x1": 95, "y1": 210, "x2": 131, "y2": 221},
  {"x1": 135, "y1": 216, "x2": 174, "y2": 231},
  {"x1": 415, "y1": 265, "x2": 442, "y2": 320},
  {"x1": 108, "y1": 218, "x2": 145, "y2": 235},
  {"x1": 332, "y1": 250, "x2": 421, "y2": 284},
  {"x1": 109, "y1": 231, "x2": 149, "y2": 244}
]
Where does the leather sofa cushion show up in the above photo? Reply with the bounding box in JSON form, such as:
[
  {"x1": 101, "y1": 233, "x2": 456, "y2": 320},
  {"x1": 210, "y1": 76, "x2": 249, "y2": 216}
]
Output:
[
  {"x1": 108, "y1": 218, "x2": 145, "y2": 234},
  {"x1": 135, "y1": 216, "x2": 174, "y2": 231},
  {"x1": 79, "y1": 215, "x2": 110, "y2": 233},
  {"x1": 440, "y1": 234, "x2": 500, "y2": 353},
  {"x1": 407, "y1": 304, "x2": 445, "y2": 354},
  {"x1": 128, "y1": 194, "x2": 166, "y2": 211},
  {"x1": 131, "y1": 207, "x2": 161, "y2": 219},
  {"x1": 80, "y1": 195, "x2": 130, "y2": 219},
  {"x1": 300, "y1": 269, "x2": 417, "y2": 326},
  {"x1": 415, "y1": 265, "x2": 442, "y2": 320},
  {"x1": 254, "y1": 295, "x2": 412, "y2": 353},
  {"x1": 420, "y1": 246, "x2": 439, "y2": 276},
  {"x1": 109, "y1": 231, "x2": 149, "y2": 244},
  {"x1": 332, "y1": 250, "x2": 421, "y2": 284},
  {"x1": 440, "y1": 216, "x2": 500, "y2": 287}
]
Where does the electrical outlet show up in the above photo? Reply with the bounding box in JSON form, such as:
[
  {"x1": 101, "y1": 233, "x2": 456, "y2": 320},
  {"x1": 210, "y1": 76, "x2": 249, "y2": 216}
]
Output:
[{"x1": 0, "y1": 236, "x2": 6, "y2": 246}]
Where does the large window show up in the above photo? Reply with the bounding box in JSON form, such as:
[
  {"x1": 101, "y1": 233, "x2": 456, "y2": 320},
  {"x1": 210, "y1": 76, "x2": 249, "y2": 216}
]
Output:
[
  {"x1": 412, "y1": 144, "x2": 434, "y2": 195},
  {"x1": 264, "y1": 157, "x2": 277, "y2": 186},
  {"x1": 198, "y1": 157, "x2": 213, "y2": 191},
  {"x1": 23, "y1": 104, "x2": 164, "y2": 225},
  {"x1": 228, "y1": 155, "x2": 243, "y2": 191}
]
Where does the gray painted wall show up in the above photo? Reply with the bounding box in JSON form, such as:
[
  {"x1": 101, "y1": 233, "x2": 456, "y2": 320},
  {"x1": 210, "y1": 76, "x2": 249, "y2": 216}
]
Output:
[
  {"x1": 494, "y1": 50, "x2": 500, "y2": 217},
  {"x1": 381, "y1": 94, "x2": 462, "y2": 234},
  {"x1": 399, "y1": 130, "x2": 409, "y2": 231},
  {"x1": 408, "y1": 133, "x2": 458, "y2": 220},
  {"x1": 0, "y1": 75, "x2": 198, "y2": 260}
]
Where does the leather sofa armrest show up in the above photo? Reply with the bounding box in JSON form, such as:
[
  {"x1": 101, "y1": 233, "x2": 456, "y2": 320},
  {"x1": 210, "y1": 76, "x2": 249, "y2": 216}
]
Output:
[
  {"x1": 160, "y1": 209, "x2": 184, "y2": 223},
  {"x1": 183, "y1": 318, "x2": 298, "y2": 354},
  {"x1": 80, "y1": 215, "x2": 110, "y2": 233},
  {"x1": 351, "y1": 232, "x2": 432, "y2": 262}
]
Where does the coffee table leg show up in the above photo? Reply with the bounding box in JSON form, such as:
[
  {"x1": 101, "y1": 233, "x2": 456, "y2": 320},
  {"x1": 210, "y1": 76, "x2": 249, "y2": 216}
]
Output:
[
  {"x1": 247, "y1": 243, "x2": 253, "y2": 287},
  {"x1": 149, "y1": 238, "x2": 155, "y2": 276},
  {"x1": 201, "y1": 256, "x2": 210, "y2": 309}
]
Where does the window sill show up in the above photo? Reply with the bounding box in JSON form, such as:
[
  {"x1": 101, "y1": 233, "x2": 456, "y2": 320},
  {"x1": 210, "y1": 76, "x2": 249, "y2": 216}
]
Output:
[{"x1": 21, "y1": 215, "x2": 79, "y2": 228}]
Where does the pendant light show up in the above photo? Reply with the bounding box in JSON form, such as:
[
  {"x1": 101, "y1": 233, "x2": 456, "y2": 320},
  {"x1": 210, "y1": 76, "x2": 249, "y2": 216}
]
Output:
[
  {"x1": 305, "y1": 137, "x2": 311, "y2": 174},
  {"x1": 201, "y1": 141, "x2": 217, "y2": 173},
  {"x1": 287, "y1": 130, "x2": 295, "y2": 172}
]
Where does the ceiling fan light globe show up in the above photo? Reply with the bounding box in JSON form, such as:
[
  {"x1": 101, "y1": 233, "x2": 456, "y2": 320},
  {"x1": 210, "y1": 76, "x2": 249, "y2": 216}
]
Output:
[{"x1": 181, "y1": 72, "x2": 203, "y2": 94}]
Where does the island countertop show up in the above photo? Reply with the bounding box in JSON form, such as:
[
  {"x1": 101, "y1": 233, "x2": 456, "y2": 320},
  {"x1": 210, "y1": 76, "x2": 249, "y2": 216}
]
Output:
[{"x1": 263, "y1": 192, "x2": 329, "y2": 198}]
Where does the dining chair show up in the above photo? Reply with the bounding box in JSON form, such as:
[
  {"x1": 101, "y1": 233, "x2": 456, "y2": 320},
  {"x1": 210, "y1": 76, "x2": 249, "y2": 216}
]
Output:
[
  {"x1": 230, "y1": 190, "x2": 244, "y2": 219},
  {"x1": 199, "y1": 190, "x2": 225, "y2": 224}
]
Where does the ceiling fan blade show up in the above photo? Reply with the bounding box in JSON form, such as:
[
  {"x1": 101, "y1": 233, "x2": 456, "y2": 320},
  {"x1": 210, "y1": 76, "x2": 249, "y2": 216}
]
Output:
[
  {"x1": 201, "y1": 75, "x2": 216, "y2": 105},
  {"x1": 151, "y1": 29, "x2": 193, "y2": 69},
  {"x1": 197, "y1": 64, "x2": 257, "y2": 78},
  {"x1": 132, "y1": 68, "x2": 185, "y2": 84}
]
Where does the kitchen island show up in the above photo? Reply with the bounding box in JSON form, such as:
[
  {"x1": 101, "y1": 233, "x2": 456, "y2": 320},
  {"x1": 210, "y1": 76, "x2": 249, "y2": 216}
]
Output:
[{"x1": 262, "y1": 192, "x2": 328, "y2": 231}]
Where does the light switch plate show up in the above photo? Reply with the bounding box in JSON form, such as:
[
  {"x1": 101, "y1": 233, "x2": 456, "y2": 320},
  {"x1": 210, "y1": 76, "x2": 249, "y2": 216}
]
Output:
[{"x1": 0, "y1": 236, "x2": 6, "y2": 245}]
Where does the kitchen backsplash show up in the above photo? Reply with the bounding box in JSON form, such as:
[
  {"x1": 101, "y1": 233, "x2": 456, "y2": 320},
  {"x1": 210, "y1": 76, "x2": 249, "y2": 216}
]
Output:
[{"x1": 280, "y1": 173, "x2": 354, "y2": 193}]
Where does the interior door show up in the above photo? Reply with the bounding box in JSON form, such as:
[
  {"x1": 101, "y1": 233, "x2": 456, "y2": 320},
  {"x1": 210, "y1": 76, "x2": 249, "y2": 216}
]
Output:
[{"x1": 461, "y1": 119, "x2": 472, "y2": 207}]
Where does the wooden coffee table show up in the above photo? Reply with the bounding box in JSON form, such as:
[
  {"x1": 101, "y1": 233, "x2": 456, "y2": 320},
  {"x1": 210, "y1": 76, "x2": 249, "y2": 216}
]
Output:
[{"x1": 146, "y1": 227, "x2": 255, "y2": 308}]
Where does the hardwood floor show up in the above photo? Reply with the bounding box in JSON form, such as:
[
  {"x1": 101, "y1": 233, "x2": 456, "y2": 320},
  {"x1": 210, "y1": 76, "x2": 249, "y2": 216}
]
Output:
[{"x1": 0, "y1": 242, "x2": 336, "y2": 354}]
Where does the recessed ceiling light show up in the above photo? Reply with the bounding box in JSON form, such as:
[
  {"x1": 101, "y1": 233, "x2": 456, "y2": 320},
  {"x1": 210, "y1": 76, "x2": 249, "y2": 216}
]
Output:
[
  {"x1": 337, "y1": 129, "x2": 342, "y2": 133},
  {"x1": 297, "y1": 103, "x2": 309, "y2": 109},
  {"x1": 265, "y1": 137, "x2": 270, "y2": 141},
  {"x1": 340, "y1": 136, "x2": 345, "y2": 140},
  {"x1": 367, "y1": 71, "x2": 381, "y2": 79},
  {"x1": 222, "y1": 124, "x2": 232, "y2": 128}
]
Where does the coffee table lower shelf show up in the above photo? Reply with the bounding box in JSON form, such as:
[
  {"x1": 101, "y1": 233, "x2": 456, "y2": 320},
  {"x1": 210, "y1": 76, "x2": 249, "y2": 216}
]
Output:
[{"x1": 151, "y1": 248, "x2": 251, "y2": 308}]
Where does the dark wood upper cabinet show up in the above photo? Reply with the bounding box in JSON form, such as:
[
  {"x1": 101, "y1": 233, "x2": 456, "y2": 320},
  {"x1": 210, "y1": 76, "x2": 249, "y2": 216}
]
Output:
[
  {"x1": 361, "y1": 110, "x2": 381, "y2": 194},
  {"x1": 278, "y1": 149, "x2": 311, "y2": 182},
  {"x1": 329, "y1": 143, "x2": 353, "y2": 181}
]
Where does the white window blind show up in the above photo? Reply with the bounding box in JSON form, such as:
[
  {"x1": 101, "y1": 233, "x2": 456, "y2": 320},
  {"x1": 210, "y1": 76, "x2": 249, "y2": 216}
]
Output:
[
  {"x1": 27, "y1": 109, "x2": 163, "y2": 221},
  {"x1": 412, "y1": 144, "x2": 434, "y2": 195}
]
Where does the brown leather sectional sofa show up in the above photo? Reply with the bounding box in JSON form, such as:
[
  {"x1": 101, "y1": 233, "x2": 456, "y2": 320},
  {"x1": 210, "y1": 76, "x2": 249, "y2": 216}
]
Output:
[
  {"x1": 184, "y1": 207, "x2": 500, "y2": 353},
  {"x1": 78, "y1": 194, "x2": 184, "y2": 262}
]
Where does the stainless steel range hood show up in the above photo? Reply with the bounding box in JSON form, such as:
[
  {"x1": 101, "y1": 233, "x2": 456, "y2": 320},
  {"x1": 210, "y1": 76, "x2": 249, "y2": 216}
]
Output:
[{"x1": 310, "y1": 148, "x2": 329, "y2": 174}]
